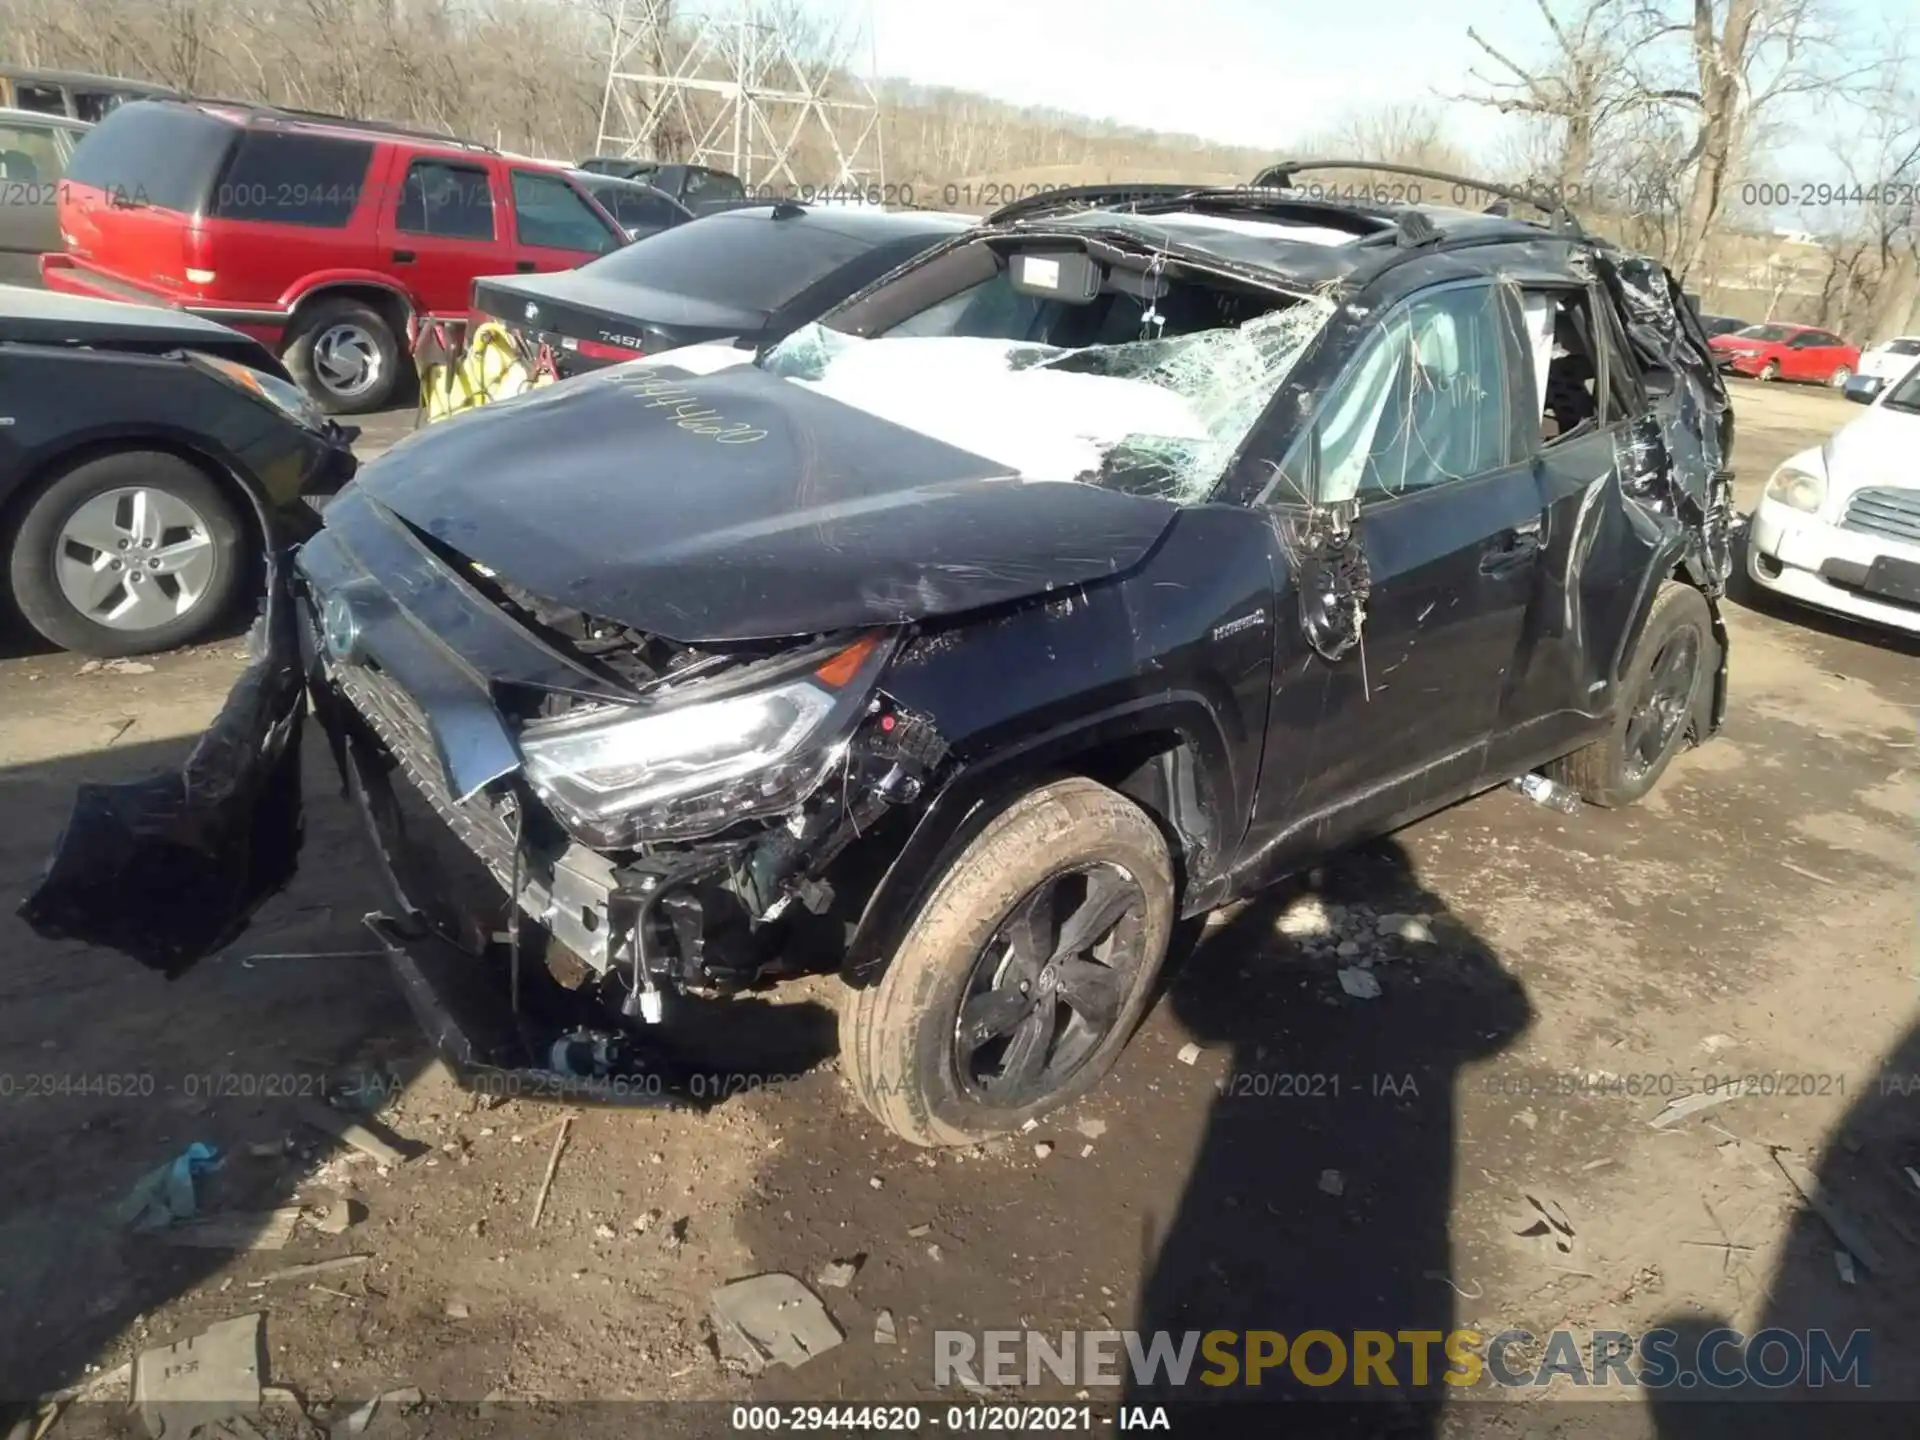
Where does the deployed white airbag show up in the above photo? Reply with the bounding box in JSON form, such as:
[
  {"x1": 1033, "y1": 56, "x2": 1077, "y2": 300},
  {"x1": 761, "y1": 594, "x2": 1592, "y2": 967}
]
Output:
[{"x1": 796, "y1": 336, "x2": 1212, "y2": 485}]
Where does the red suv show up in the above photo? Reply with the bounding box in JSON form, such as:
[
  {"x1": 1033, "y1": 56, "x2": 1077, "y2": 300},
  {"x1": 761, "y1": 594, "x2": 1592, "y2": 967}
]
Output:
[{"x1": 42, "y1": 100, "x2": 628, "y2": 412}]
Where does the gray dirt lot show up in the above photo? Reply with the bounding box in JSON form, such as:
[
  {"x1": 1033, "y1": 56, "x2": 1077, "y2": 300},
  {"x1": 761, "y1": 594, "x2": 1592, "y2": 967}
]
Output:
[{"x1": 0, "y1": 380, "x2": 1913, "y2": 1433}]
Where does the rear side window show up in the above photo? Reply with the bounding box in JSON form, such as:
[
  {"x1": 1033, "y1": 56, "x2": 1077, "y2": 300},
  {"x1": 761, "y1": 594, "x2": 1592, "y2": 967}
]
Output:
[
  {"x1": 1519, "y1": 286, "x2": 1643, "y2": 443},
  {"x1": 593, "y1": 184, "x2": 683, "y2": 232},
  {"x1": 211, "y1": 131, "x2": 373, "y2": 228},
  {"x1": 64, "y1": 102, "x2": 236, "y2": 212},
  {"x1": 0, "y1": 122, "x2": 65, "y2": 183},
  {"x1": 13, "y1": 83, "x2": 66, "y2": 115},
  {"x1": 395, "y1": 159, "x2": 494, "y2": 239},
  {"x1": 685, "y1": 168, "x2": 743, "y2": 203},
  {"x1": 510, "y1": 169, "x2": 618, "y2": 254},
  {"x1": 74, "y1": 91, "x2": 126, "y2": 124},
  {"x1": 581, "y1": 212, "x2": 878, "y2": 312}
]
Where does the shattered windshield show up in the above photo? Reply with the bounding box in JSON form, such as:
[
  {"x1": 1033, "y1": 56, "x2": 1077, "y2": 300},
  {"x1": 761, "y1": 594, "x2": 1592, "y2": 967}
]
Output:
[{"x1": 761, "y1": 298, "x2": 1335, "y2": 503}]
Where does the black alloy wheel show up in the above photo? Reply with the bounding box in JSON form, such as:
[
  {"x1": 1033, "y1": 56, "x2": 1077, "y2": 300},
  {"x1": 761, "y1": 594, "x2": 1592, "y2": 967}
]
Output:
[{"x1": 952, "y1": 862, "x2": 1150, "y2": 1106}]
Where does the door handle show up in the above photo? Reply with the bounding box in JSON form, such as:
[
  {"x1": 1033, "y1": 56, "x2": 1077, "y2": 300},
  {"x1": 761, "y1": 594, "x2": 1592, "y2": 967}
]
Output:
[
  {"x1": 392, "y1": 249, "x2": 415, "y2": 263},
  {"x1": 1479, "y1": 526, "x2": 1541, "y2": 576}
]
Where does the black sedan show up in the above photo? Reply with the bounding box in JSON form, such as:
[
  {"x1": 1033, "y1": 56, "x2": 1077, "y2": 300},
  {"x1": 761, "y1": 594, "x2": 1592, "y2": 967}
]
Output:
[
  {"x1": 0, "y1": 288, "x2": 355, "y2": 655},
  {"x1": 470, "y1": 202, "x2": 973, "y2": 376},
  {"x1": 569, "y1": 170, "x2": 693, "y2": 243}
]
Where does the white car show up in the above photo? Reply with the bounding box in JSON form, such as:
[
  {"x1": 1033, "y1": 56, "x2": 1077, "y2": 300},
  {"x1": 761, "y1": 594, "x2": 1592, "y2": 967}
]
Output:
[
  {"x1": 1857, "y1": 335, "x2": 1920, "y2": 394},
  {"x1": 1747, "y1": 362, "x2": 1920, "y2": 632}
]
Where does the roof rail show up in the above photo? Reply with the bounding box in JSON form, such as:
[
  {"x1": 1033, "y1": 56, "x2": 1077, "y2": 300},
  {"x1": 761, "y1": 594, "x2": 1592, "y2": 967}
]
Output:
[
  {"x1": 187, "y1": 97, "x2": 495, "y2": 152},
  {"x1": 1250, "y1": 158, "x2": 1584, "y2": 235},
  {"x1": 982, "y1": 183, "x2": 1207, "y2": 227}
]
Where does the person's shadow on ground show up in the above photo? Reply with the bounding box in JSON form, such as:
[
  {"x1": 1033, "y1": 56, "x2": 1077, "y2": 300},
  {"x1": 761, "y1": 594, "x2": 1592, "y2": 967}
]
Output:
[
  {"x1": 1126, "y1": 836, "x2": 1533, "y2": 1436},
  {"x1": 1646, "y1": 1019, "x2": 1920, "y2": 1440}
]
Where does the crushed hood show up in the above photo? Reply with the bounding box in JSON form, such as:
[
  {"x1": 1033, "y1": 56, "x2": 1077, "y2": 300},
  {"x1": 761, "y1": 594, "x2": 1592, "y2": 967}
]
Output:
[{"x1": 345, "y1": 359, "x2": 1183, "y2": 642}]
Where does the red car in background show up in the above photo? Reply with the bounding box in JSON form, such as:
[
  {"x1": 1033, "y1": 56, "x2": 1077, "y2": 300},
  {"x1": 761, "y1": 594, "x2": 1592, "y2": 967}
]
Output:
[
  {"x1": 41, "y1": 100, "x2": 628, "y2": 412},
  {"x1": 1708, "y1": 321, "x2": 1860, "y2": 386}
]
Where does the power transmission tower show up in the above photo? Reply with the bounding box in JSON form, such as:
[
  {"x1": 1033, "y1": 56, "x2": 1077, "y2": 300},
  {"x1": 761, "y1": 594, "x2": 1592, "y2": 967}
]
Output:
[{"x1": 595, "y1": 0, "x2": 883, "y2": 191}]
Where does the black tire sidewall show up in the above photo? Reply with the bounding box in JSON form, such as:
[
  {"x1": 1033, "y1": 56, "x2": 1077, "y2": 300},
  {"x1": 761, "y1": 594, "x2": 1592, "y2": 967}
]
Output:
[
  {"x1": 879, "y1": 781, "x2": 1175, "y2": 1142},
  {"x1": 8, "y1": 452, "x2": 245, "y2": 657},
  {"x1": 286, "y1": 299, "x2": 401, "y2": 415},
  {"x1": 1605, "y1": 585, "x2": 1713, "y2": 803}
]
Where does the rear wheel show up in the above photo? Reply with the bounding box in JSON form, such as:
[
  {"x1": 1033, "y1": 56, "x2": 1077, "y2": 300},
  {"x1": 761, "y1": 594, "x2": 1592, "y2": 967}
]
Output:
[
  {"x1": 838, "y1": 777, "x2": 1175, "y2": 1146},
  {"x1": 1830, "y1": 365, "x2": 1853, "y2": 387},
  {"x1": 1546, "y1": 581, "x2": 1714, "y2": 808},
  {"x1": 285, "y1": 298, "x2": 401, "y2": 414},
  {"x1": 8, "y1": 451, "x2": 246, "y2": 657}
]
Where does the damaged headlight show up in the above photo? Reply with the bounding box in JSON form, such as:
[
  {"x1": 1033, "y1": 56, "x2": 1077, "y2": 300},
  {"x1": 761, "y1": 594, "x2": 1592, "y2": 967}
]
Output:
[
  {"x1": 517, "y1": 633, "x2": 890, "y2": 846},
  {"x1": 191, "y1": 352, "x2": 330, "y2": 432},
  {"x1": 1764, "y1": 462, "x2": 1826, "y2": 514}
]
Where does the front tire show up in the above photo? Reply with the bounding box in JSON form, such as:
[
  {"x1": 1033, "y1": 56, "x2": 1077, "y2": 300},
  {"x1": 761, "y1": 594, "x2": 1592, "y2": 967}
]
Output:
[
  {"x1": 839, "y1": 777, "x2": 1176, "y2": 1147},
  {"x1": 8, "y1": 451, "x2": 246, "y2": 657},
  {"x1": 285, "y1": 298, "x2": 401, "y2": 414},
  {"x1": 1546, "y1": 581, "x2": 1714, "y2": 808},
  {"x1": 1757, "y1": 360, "x2": 1780, "y2": 382}
]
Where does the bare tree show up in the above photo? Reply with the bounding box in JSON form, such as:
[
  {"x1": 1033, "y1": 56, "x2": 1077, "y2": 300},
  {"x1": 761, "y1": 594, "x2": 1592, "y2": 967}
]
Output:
[
  {"x1": 1456, "y1": 0, "x2": 1633, "y2": 196},
  {"x1": 1623, "y1": 0, "x2": 1863, "y2": 280},
  {"x1": 1805, "y1": 41, "x2": 1920, "y2": 337}
]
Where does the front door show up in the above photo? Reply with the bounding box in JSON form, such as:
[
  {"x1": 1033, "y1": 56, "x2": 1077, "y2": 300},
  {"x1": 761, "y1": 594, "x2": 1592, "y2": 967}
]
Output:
[{"x1": 1244, "y1": 280, "x2": 1544, "y2": 870}]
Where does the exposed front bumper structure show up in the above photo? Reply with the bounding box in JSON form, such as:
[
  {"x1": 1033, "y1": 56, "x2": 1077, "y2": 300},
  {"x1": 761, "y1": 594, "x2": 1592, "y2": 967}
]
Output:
[{"x1": 20, "y1": 481, "x2": 948, "y2": 1104}]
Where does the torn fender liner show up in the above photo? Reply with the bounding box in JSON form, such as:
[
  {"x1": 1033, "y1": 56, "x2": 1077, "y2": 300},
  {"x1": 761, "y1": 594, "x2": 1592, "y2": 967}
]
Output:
[
  {"x1": 19, "y1": 558, "x2": 307, "y2": 975},
  {"x1": 350, "y1": 359, "x2": 1183, "y2": 643}
]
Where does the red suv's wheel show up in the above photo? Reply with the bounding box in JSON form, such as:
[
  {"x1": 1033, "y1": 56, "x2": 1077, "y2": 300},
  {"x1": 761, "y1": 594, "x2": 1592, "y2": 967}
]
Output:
[{"x1": 285, "y1": 298, "x2": 402, "y2": 414}]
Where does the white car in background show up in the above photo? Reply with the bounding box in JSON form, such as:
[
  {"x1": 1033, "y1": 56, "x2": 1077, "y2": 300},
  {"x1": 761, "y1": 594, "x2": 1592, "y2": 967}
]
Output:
[
  {"x1": 1746, "y1": 363, "x2": 1920, "y2": 633},
  {"x1": 1855, "y1": 335, "x2": 1920, "y2": 396}
]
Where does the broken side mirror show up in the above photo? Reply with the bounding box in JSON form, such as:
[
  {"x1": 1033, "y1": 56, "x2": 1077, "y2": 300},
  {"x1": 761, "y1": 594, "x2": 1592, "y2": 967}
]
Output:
[{"x1": 1841, "y1": 374, "x2": 1881, "y2": 405}]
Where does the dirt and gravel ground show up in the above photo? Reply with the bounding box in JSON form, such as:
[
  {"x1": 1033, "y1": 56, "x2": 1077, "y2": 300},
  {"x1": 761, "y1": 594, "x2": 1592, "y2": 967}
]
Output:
[{"x1": 0, "y1": 381, "x2": 1914, "y2": 1436}]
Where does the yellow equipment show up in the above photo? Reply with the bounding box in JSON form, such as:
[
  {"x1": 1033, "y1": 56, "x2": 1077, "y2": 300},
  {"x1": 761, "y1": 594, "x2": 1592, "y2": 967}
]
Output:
[{"x1": 413, "y1": 316, "x2": 557, "y2": 426}]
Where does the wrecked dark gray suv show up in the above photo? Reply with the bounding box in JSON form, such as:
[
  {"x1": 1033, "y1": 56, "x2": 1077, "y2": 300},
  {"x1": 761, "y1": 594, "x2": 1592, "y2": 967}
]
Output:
[{"x1": 25, "y1": 163, "x2": 1734, "y2": 1147}]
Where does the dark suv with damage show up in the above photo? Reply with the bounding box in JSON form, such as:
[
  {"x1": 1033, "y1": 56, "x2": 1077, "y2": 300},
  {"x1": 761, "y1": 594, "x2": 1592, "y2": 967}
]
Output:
[{"x1": 27, "y1": 163, "x2": 1734, "y2": 1148}]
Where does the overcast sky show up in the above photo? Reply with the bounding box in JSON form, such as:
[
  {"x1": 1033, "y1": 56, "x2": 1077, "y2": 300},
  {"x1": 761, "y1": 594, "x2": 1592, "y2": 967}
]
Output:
[{"x1": 785, "y1": 0, "x2": 1910, "y2": 173}]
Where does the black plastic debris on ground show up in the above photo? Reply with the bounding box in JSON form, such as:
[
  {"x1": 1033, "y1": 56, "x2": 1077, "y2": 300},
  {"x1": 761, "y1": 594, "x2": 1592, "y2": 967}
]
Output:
[{"x1": 18, "y1": 556, "x2": 308, "y2": 976}]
